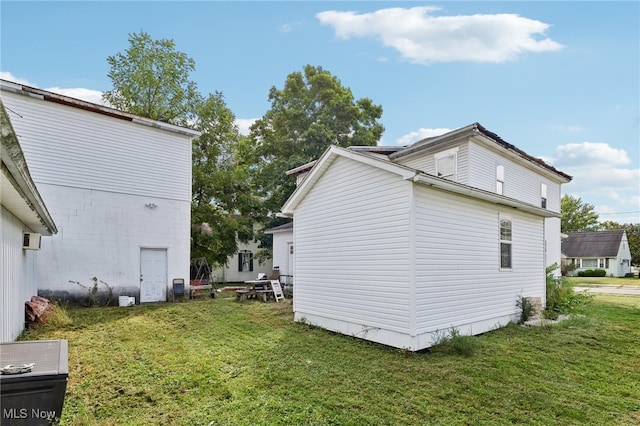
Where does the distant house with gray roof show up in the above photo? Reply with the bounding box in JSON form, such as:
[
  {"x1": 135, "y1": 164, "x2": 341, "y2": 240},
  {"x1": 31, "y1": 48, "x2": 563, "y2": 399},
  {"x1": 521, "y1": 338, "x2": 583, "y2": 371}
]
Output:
[{"x1": 561, "y1": 230, "x2": 632, "y2": 277}]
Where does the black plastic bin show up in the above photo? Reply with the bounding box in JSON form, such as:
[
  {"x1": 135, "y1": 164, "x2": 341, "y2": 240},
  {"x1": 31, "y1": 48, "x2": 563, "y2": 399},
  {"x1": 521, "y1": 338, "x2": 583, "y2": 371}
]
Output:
[{"x1": 0, "y1": 340, "x2": 69, "y2": 425}]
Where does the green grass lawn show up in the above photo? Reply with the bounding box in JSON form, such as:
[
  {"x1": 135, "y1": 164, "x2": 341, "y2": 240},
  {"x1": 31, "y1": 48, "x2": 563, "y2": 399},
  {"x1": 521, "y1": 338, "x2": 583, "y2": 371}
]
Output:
[
  {"x1": 569, "y1": 276, "x2": 640, "y2": 286},
  {"x1": 21, "y1": 292, "x2": 640, "y2": 426}
]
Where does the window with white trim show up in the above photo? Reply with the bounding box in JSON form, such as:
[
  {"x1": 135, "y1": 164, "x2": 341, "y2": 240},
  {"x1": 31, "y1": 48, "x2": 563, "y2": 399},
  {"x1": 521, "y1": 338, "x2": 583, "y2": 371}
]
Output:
[
  {"x1": 500, "y1": 217, "x2": 512, "y2": 269},
  {"x1": 541, "y1": 183, "x2": 547, "y2": 209},
  {"x1": 434, "y1": 147, "x2": 458, "y2": 181},
  {"x1": 496, "y1": 165, "x2": 504, "y2": 195}
]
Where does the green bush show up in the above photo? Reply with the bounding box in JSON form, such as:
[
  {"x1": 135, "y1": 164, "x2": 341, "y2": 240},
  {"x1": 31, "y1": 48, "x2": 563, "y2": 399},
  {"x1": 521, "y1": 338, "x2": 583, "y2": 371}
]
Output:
[
  {"x1": 578, "y1": 269, "x2": 607, "y2": 277},
  {"x1": 545, "y1": 264, "x2": 592, "y2": 318}
]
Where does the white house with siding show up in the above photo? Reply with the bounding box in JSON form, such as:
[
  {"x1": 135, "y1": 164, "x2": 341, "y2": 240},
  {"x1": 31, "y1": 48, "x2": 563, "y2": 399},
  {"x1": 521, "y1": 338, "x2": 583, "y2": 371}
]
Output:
[
  {"x1": 1, "y1": 99, "x2": 57, "y2": 342},
  {"x1": 280, "y1": 123, "x2": 571, "y2": 351},
  {"x1": 264, "y1": 222, "x2": 294, "y2": 277},
  {"x1": 211, "y1": 238, "x2": 274, "y2": 283},
  {"x1": 0, "y1": 80, "x2": 199, "y2": 305},
  {"x1": 562, "y1": 230, "x2": 632, "y2": 277}
]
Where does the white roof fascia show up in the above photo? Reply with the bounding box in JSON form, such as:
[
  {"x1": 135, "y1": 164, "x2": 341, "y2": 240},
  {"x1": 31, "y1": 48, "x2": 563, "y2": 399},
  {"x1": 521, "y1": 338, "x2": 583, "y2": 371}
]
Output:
[
  {"x1": 411, "y1": 173, "x2": 560, "y2": 218},
  {"x1": 389, "y1": 124, "x2": 476, "y2": 161},
  {"x1": 286, "y1": 160, "x2": 317, "y2": 176},
  {"x1": 280, "y1": 144, "x2": 559, "y2": 219},
  {"x1": 1, "y1": 102, "x2": 57, "y2": 234},
  {"x1": 280, "y1": 145, "x2": 417, "y2": 216},
  {"x1": 469, "y1": 133, "x2": 570, "y2": 184}
]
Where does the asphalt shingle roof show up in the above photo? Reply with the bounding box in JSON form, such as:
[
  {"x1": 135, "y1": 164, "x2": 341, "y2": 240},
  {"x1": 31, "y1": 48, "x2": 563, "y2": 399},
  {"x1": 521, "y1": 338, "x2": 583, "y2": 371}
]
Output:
[{"x1": 561, "y1": 230, "x2": 625, "y2": 258}]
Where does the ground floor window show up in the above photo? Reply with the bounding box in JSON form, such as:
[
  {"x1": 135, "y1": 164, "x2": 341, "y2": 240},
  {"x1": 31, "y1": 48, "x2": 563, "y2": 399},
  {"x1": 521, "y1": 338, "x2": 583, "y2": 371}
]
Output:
[
  {"x1": 581, "y1": 258, "x2": 597, "y2": 268},
  {"x1": 500, "y1": 217, "x2": 512, "y2": 269},
  {"x1": 238, "y1": 250, "x2": 253, "y2": 272}
]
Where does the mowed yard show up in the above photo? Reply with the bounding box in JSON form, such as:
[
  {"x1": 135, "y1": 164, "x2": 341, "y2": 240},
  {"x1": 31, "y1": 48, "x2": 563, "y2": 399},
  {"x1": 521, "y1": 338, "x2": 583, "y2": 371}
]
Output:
[{"x1": 21, "y1": 291, "x2": 640, "y2": 426}]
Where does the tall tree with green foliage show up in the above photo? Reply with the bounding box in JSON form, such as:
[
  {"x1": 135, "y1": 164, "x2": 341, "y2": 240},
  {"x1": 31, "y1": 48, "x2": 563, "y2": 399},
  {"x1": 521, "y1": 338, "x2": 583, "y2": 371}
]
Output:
[
  {"x1": 600, "y1": 221, "x2": 640, "y2": 266},
  {"x1": 104, "y1": 31, "x2": 257, "y2": 267},
  {"x1": 561, "y1": 195, "x2": 600, "y2": 232},
  {"x1": 103, "y1": 31, "x2": 199, "y2": 125},
  {"x1": 191, "y1": 93, "x2": 258, "y2": 266},
  {"x1": 245, "y1": 65, "x2": 385, "y2": 218}
]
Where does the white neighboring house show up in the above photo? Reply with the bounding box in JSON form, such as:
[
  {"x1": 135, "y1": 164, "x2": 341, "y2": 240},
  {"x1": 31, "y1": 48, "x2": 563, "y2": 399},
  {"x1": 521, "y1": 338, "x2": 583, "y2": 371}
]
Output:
[
  {"x1": 264, "y1": 222, "x2": 294, "y2": 277},
  {"x1": 211, "y1": 238, "x2": 273, "y2": 283},
  {"x1": 1, "y1": 99, "x2": 57, "y2": 342},
  {"x1": 562, "y1": 230, "x2": 632, "y2": 277},
  {"x1": 280, "y1": 123, "x2": 571, "y2": 351},
  {"x1": 0, "y1": 80, "x2": 200, "y2": 304}
]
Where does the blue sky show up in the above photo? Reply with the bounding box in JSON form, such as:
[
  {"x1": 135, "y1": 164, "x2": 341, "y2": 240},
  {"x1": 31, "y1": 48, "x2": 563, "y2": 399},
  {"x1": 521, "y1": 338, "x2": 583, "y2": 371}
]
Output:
[{"x1": 1, "y1": 1, "x2": 638, "y2": 224}]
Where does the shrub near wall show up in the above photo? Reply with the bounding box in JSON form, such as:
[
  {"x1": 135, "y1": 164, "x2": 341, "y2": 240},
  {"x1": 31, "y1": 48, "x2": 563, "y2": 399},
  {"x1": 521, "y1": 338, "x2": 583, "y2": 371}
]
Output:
[{"x1": 577, "y1": 269, "x2": 607, "y2": 277}]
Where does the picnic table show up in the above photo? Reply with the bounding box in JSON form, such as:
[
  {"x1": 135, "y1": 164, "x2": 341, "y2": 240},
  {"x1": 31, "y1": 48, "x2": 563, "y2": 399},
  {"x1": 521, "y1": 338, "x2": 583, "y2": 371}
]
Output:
[{"x1": 236, "y1": 280, "x2": 285, "y2": 302}]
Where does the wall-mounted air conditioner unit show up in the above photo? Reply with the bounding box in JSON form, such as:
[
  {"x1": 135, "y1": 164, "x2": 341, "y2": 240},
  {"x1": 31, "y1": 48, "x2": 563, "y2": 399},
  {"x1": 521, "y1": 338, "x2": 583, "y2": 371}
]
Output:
[{"x1": 23, "y1": 232, "x2": 42, "y2": 250}]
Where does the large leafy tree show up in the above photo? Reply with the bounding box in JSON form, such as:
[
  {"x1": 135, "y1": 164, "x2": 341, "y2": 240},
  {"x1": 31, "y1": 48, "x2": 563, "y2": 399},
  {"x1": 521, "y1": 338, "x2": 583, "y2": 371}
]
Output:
[
  {"x1": 245, "y1": 65, "x2": 384, "y2": 218},
  {"x1": 191, "y1": 93, "x2": 257, "y2": 266},
  {"x1": 601, "y1": 221, "x2": 640, "y2": 266},
  {"x1": 103, "y1": 31, "x2": 199, "y2": 125},
  {"x1": 561, "y1": 195, "x2": 600, "y2": 232},
  {"x1": 104, "y1": 32, "x2": 256, "y2": 267}
]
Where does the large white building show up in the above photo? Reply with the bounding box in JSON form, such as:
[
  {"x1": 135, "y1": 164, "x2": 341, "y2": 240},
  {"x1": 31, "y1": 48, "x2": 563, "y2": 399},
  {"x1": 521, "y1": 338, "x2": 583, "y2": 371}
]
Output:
[
  {"x1": 280, "y1": 123, "x2": 571, "y2": 351},
  {"x1": 1, "y1": 80, "x2": 199, "y2": 307}
]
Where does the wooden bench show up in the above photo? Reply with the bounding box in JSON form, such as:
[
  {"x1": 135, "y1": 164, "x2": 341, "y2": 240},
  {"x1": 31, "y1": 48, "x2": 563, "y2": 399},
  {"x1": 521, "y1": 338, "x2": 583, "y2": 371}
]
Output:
[
  {"x1": 235, "y1": 289, "x2": 250, "y2": 301},
  {"x1": 189, "y1": 285, "x2": 216, "y2": 299}
]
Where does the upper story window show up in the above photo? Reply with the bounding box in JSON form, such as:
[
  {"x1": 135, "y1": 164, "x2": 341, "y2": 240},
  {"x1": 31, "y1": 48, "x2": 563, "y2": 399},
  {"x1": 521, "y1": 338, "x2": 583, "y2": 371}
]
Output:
[
  {"x1": 496, "y1": 165, "x2": 505, "y2": 195},
  {"x1": 434, "y1": 147, "x2": 458, "y2": 181},
  {"x1": 541, "y1": 183, "x2": 547, "y2": 208},
  {"x1": 500, "y1": 217, "x2": 512, "y2": 269}
]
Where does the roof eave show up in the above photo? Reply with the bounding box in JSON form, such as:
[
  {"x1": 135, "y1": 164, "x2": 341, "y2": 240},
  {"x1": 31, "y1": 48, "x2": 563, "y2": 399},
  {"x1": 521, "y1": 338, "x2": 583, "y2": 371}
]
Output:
[
  {"x1": 411, "y1": 173, "x2": 561, "y2": 218},
  {"x1": 1, "y1": 79, "x2": 201, "y2": 138}
]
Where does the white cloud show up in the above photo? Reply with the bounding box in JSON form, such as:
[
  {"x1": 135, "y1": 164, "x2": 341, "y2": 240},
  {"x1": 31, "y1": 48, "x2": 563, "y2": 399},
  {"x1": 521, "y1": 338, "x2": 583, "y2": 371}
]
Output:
[
  {"x1": 551, "y1": 124, "x2": 585, "y2": 133},
  {"x1": 317, "y1": 6, "x2": 564, "y2": 64},
  {"x1": 1, "y1": 71, "x2": 104, "y2": 105},
  {"x1": 554, "y1": 142, "x2": 631, "y2": 166},
  {"x1": 396, "y1": 127, "x2": 451, "y2": 146},
  {"x1": 0, "y1": 71, "x2": 32, "y2": 85},
  {"x1": 236, "y1": 118, "x2": 258, "y2": 136},
  {"x1": 280, "y1": 24, "x2": 293, "y2": 33},
  {"x1": 551, "y1": 141, "x2": 640, "y2": 223},
  {"x1": 45, "y1": 87, "x2": 105, "y2": 105}
]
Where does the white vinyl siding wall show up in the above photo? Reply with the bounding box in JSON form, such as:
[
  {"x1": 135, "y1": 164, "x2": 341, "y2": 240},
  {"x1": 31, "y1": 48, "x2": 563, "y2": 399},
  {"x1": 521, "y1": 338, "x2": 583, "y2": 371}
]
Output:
[
  {"x1": 271, "y1": 230, "x2": 293, "y2": 276},
  {"x1": 413, "y1": 188, "x2": 545, "y2": 335},
  {"x1": 293, "y1": 157, "x2": 412, "y2": 332},
  {"x1": 467, "y1": 141, "x2": 561, "y2": 211},
  {"x1": 397, "y1": 143, "x2": 469, "y2": 185},
  {"x1": 1, "y1": 207, "x2": 38, "y2": 342},
  {"x1": 1, "y1": 91, "x2": 191, "y2": 201}
]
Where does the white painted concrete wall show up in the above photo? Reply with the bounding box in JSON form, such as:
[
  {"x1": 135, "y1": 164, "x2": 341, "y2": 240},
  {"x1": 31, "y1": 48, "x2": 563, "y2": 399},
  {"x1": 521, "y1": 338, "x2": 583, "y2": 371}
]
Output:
[
  {"x1": 30, "y1": 184, "x2": 190, "y2": 301},
  {"x1": 2, "y1": 88, "x2": 193, "y2": 302},
  {"x1": 1, "y1": 207, "x2": 38, "y2": 342}
]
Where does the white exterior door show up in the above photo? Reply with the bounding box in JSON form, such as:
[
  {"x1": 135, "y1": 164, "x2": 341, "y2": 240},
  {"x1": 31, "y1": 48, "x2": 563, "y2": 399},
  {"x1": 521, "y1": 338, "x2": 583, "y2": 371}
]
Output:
[{"x1": 140, "y1": 248, "x2": 167, "y2": 303}]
